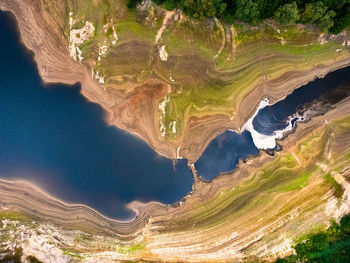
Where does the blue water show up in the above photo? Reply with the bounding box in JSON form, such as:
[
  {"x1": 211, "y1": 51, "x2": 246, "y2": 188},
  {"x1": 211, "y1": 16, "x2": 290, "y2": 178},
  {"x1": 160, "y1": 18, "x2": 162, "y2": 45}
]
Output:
[
  {"x1": 196, "y1": 130, "x2": 258, "y2": 181},
  {"x1": 253, "y1": 66, "x2": 350, "y2": 135},
  {"x1": 196, "y1": 67, "x2": 350, "y2": 181},
  {"x1": 1, "y1": 10, "x2": 350, "y2": 216},
  {"x1": 0, "y1": 11, "x2": 193, "y2": 219}
]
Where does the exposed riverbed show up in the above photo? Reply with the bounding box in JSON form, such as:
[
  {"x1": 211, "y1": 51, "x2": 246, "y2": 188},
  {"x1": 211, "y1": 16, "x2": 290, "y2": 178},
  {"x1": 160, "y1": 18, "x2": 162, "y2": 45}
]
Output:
[
  {"x1": 1, "y1": 9, "x2": 350, "y2": 219},
  {"x1": 0, "y1": 11, "x2": 193, "y2": 219},
  {"x1": 196, "y1": 66, "x2": 350, "y2": 181}
]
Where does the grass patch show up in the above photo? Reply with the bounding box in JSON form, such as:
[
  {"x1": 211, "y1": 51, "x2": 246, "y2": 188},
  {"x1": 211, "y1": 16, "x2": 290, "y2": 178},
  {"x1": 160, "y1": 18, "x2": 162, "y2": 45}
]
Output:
[
  {"x1": 324, "y1": 173, "x2": 344, "y2": 199},
  {"x1": 0, "y1": 210, "x2": 31, "y2": 222},
  {"x1": 118, "y1": 243, "x2": 145, "y2": 254},
  {"x1": 278, "y1": 171, "x2": 312, "y2": 192},
  {"x1": 62, "y1": 249, "x2": 85, "y2": 260}
]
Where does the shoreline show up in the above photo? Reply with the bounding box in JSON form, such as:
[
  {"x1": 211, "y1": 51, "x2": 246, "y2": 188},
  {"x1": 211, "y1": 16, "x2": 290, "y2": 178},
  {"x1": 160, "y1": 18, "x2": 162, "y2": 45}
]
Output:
[
  {"x1": 0, "y1": 177, "x2": 167, "y2": 237},
  {"x1": 0, "y1": 97, "x2": 350, "y2": 262},
  {"x1": 182, "y1": 58, "x2": 350, "y2": 163},
  {"x1": 1, "y1": 96, "x2": 349, "y2": 233},
  {"x1": 1, "y1": 1, "x2": 350, "y2": 256},
  {"x1": 1, "y1": 0, "x2": 350, "y2": 164}
]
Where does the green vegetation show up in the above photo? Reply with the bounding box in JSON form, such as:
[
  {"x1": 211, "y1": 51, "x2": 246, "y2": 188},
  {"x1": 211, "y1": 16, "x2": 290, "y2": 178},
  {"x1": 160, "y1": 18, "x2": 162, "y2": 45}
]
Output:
[
  {"x1": 118, "y1": 243, "x2": 145, "y2": 254},
  {"x1": 274, "y1": 2, "x2": 300, "y2": 24},
  {"x1": 127, "y1": 0, "x2": 141, "y2": 8},
  {"x1": 62, "y1": 248, "x2": 85, "y2": 260},
  {"x1": 159, "y1": 33, "x2": 345, "y2": 141},
  {"x1": 324, "y1": 173, "x2": 344, "y2": 199},
  {"x1": 164, "y1": 0, "x2": 176, "y2": 10},
  {"x1": 234, "y1": 0, "x2": 259, "y2": 24},
  {"x1": 127, "y1": 0, "x2": 350, "y2": 33},
  {"x1": 0, "y1": 210, "x2": 32, "y2": 223},
  {"x1": 156, "y1": 114, "x2": 350, "y2": 242},
  {"x1": 275, "y1": 214, "x2": 350, "y2": 263},
  {"x1": 56, "y1": 0, "x2": 349, "y2": 142}
]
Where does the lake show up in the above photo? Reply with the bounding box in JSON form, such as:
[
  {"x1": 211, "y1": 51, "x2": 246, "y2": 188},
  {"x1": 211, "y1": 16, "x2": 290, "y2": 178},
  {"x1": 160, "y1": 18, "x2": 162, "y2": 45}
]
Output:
[
  {"x1": 0, "y1": 11, "x2": 193, "y2": 219},
  {"x1": 1, "y1": 10, "x2": 349, "y2": 217}
]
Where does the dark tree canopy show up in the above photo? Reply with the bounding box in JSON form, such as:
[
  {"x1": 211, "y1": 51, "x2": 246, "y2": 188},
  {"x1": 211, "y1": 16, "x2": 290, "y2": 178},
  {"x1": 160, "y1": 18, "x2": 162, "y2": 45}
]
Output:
[
  {"x1": 274, "y1": 214, "x2": 350, "y2": 263},
  {"x1": 127, "y1": 0, "x2": 350, "y2": 33},
  {"x1": 317, "y1": 9, "x2": 336, "y2": 32},
  {"x1": 300, "y1": 1, "x2": 328, "y2": 23},
  {"x1": 181, "y1": 0, "x2": 227, "y2": 19},
  {"x1": 164, "y1": 0, "x2": 177, "y2": 10},
  {"x1": 234, "y1": 0, "x2": 259, "y2": 24},
  {"x1": 331, "y1": 14, "x2": 350, "y2": 34},
  {"x1": 274, "y1": 2, "x2": 300, "y2": 24}
]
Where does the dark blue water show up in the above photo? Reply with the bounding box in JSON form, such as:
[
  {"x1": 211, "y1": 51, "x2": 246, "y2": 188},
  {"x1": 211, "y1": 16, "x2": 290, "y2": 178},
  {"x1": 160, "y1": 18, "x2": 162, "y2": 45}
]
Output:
[
  {"x1": 253, "y1": 67, "x2": 350, "y2": 135},
  {"x1": 0, "y1": 11, "x2": 193, "y2": 219},
  {"x1": 196, "y1": 66, "x2": 350, "y2": 181},
  {"x1": 196, "y1": 130, "x2": 258, "y2": 181}
]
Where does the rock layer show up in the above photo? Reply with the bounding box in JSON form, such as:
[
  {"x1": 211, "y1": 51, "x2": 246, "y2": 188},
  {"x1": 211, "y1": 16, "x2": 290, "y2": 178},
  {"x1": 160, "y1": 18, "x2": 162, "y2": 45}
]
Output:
[{"x1": 1, "y1": 0, "x2": 350, "y2": 162}]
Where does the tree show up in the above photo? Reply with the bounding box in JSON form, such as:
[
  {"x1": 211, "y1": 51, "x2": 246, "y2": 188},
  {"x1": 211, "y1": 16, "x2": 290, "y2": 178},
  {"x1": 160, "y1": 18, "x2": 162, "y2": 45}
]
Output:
[
  {"x1": 152, "y1": 0, "x2": 165, "y2": 5},
  {"x1": 317, "y1": 10, "x2": 336, "y2": 32},
  {"x1": 127, "y1": 0, "x2": 141, "y2": 8},
  {"x1": 164, "y1": 0, "x2": 177, "y2": 10},
  {"x1": 323, "y1": 0, "x2": 350, "y2": 10},
  {"x1": 274, "y1": 2, "x2": 300, "y2": 24},
  {"x1": 294, "y1": 232, "x2": 330, "y2": 260},
  {"x1": 256, "y1": 0, "x2": 284, "y2": 19},
  {"x1": 181, "y1": 0, "x2": 226, "y2": 19},
  {"x1": 274, "y1": 215, "x2": 350, "y2": 262},
  {"x1": 331, "y1": 14, "x2": 350, "y2": 34},
  {"x1": 224, "y1": 13, "x2": 234, "y2": 24},
  {"x1": 341, "y1": 214, "x2": 350, "y2": 233},
  {"x1": 300, "y1": 1, "x2": 327, "y2": 23},
  {"x1": 235, "y1": 0, "x2": 260, "y2": 24}
]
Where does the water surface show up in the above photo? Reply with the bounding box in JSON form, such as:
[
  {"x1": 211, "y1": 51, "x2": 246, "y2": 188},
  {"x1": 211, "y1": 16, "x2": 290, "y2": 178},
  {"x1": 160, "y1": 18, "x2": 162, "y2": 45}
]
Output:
[
  {"x1": 195, "y1": 130, "x2": 258, "y2": 181},
  {"x1": 196, "y1": 67, "x2": 350, "y2": 181},
  {"x1": 1, "y1": 10, "x2": 350, "y2": 216},
  {"x1": 0, "y1": 11, "x2": 193, "y2": 219},
  {"x1": 253, "y1": 67, "x2": 350, "y2": 136}
]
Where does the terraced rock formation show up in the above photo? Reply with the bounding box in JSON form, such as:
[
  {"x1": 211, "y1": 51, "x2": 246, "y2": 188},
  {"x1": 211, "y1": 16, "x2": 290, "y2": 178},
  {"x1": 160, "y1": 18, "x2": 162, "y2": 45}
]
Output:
[
  {"x1": 1, "y1": 0, "x2": 350, "y2": 262},
  {"x1": 1, "y1": 0, "x2": 350, "y2": 161},
  {"x1": 1, "y1": 95, "x2": 350, "y2": 262}
]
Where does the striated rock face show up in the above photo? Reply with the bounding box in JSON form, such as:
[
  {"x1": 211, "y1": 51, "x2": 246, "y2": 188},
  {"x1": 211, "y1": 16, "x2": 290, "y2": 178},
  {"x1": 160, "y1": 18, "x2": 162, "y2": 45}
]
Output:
[
  {"x1": 1, "y1": 0, "x2": 350, "y2": 262},
  {"x1": 1, "y1": 0, "x2": 350, "y2": 162},
  {"x1": 1, "y1": 97, "x2": 350, "y2": 262}
]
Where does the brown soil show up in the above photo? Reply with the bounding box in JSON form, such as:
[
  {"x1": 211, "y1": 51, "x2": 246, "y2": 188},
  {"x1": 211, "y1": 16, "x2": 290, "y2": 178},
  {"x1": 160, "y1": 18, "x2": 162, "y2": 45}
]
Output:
[{"x1": 2, "y1": 0, "x2": 350, "y2": 164}]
